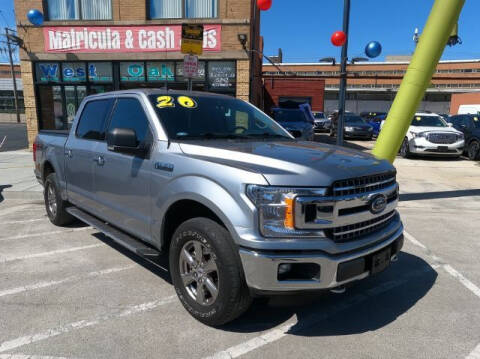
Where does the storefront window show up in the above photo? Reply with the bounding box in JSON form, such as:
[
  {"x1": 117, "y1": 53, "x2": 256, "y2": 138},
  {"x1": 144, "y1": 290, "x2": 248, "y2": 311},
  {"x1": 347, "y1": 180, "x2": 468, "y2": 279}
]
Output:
[
  {"x1": 208, "y1": 61, "x2": 236, "y2": 90},
  {"x1": 47, "y1": 0, "x2": 112, "y2": 20},
  {"x1": 38, "y1": 85, "x2": 64, "y2": 130},
  {"x1": 150, "y1": 0, "x2": 217, "y2": 19},
  {"x1": 120, "y1": 62, "x2": 146, "y2": 82},
  {"x1": 176, "y1": 61, "x2": 206, "y2": 81},
  {"x1": 87, "y1": 62, "x2": 113, "y2": 83},
  {"x1": 147, "y1": 62, "x2": 175, "y2": 82},
  {"x1": 62, "y1": 63, "x2": 86, "y2": 83},
  {"x1": 36, "y1": 63, "x2": 61, "y2": 83}
]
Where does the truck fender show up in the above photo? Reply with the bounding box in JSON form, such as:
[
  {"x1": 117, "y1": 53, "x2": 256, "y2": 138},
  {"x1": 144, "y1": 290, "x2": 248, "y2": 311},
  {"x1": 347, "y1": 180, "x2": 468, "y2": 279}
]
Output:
[
  {"x1": 42, "y1": 146, "x2": 68, "y2": 201},
  {"x1": 152, "y1": 176, "x2": 256, "y2": 248}
]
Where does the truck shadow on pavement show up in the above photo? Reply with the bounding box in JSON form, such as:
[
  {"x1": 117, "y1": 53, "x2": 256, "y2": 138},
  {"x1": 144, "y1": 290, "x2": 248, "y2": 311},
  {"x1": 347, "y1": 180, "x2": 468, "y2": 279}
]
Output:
[
  {"x1": 0, "y1": 184, "x2": 12, "y2": 204},
  {"x1": 223, "y1": 252, "x2": 437, "y2": 335}
]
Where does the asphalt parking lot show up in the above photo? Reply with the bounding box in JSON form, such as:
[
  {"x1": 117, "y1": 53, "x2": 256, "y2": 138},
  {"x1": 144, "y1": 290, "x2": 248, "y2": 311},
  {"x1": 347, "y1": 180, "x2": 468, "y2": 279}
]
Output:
[
  {"x1": 1, "y1": 139, "x2": 480, "y2": 359},
  {"x1": 0, "y1": 123, "x2": 28, "y2": 152}
]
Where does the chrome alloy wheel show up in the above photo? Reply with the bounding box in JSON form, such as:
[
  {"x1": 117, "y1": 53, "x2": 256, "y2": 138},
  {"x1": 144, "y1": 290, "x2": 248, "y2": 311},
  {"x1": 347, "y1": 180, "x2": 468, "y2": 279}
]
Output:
[
  {"x1": 47, "y1": 184, "x2": 57, "y2": 217},
  {"x1": 179, "y1": 240, "x2": 219, "y2": 306}
]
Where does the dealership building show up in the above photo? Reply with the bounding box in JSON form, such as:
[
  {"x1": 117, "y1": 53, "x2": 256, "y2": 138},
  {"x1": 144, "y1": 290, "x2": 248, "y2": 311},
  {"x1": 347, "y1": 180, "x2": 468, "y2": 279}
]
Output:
[{"x1": 14, "y1": 0, "x2": 262, "y2": 147}]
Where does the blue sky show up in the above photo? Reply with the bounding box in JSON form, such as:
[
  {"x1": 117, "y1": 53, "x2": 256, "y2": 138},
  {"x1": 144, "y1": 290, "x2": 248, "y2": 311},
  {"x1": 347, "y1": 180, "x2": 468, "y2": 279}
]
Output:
[
  {"x1": 260, "y1": 0, "x2": 479, "y2": 62},
  {"x1": 0, "y1": 0, "x2": 478, "y2": 63}
]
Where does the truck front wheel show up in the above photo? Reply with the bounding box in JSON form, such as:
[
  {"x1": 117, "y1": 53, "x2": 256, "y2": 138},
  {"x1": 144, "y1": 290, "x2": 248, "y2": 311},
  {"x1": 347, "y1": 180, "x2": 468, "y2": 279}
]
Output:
[
  {"x1": 169, "y1": 217, "x2": 252, "y2": 326},
  {"x1": 44, "y1": 173, "x2": 74, "y2": 226}
]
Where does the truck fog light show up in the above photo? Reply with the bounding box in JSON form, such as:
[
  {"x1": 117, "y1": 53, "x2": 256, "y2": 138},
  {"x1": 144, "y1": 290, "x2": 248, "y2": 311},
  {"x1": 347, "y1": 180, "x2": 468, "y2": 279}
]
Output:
[{"x1": 278, "y1": 263, "x2": 292, "y2": 275}]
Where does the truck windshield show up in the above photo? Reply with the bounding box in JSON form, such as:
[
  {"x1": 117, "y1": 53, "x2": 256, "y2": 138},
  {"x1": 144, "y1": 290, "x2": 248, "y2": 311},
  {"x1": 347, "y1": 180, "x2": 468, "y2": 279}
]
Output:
[
  {"x1": 411, "y1": 115, "x2": 447, "y2": 127},
  {"x1": 272, "y1": 109, "x2": 307, "y2": 123},
  {"x1": 149, "y1": 94, "x2": 292, "y2": 140}
]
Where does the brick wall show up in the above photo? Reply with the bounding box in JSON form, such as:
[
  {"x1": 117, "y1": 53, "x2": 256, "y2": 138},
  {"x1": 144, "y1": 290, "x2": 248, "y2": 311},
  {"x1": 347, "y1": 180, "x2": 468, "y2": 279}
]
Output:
[
  {"x1": 450, "y1": 92, "x2": 480, "y2": 114},
  {"x1": 263, "y1": 77, "x2": 325, "y2": 113},
  {"x1": 20, "y1": 60, "x2": 38, "y2": 149}
]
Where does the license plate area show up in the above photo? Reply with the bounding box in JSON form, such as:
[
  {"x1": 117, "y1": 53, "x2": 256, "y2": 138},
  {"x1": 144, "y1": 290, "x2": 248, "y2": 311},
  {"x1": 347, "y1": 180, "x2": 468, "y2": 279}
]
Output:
[
  {"x1": 437, "y1": 146, "x2": 449, "y2": 152},
  {"x1": 370, "y1": 247, "x2": 391, "y2": 275}
]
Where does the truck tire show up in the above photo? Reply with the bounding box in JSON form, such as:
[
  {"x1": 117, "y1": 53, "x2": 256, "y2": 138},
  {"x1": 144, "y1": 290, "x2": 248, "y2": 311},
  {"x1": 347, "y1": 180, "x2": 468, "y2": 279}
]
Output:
[
  {"x1": 44, "y1": 173, "x2": 75, "y2": 226},
  {"x1": 399, "y1": 138, "x2": 412, "y2": 159},
  {"x1": 169, "y1": 217, "x2": 252, "y2": 326},
  {"x1": 467, "y1": 140, "x2": 480, "y2": 161}
]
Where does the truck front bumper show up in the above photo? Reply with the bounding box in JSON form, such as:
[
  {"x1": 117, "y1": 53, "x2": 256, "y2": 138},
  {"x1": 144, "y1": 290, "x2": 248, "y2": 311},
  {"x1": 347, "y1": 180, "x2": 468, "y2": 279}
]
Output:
[
  {"x1": 409, "y1": 138, "x2": 464, "y2": 156},
  {"x1": 239, "y1": 218, "x2": 403, "y2": 292}
]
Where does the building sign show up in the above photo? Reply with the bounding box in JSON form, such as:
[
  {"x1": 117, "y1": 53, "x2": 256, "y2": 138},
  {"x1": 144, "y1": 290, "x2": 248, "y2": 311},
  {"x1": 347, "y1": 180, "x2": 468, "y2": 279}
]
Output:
[
  {"x1": 181, "y1": 24, "x2": 204, "y2": 55},
  {"x1": 36, "y1": 62, "x2": 60, "y2": 82},
  {"x1": 147, "y1": 62, "x2": 175, "y2": 82},
  {"x1": 208, "y1": 61, "x2": 236, "y2": 89},
  {"x1": 177, "y1": 61, "x2": 205, "y2": 81},
  {"x1": 88, "y1": 62, "x2": 113, "y2": 82},
  {"x1": 183, "y1": 55, "x2": 198, "y2": 78},
  {"x1": 44, "y1": 25, "x2": 221, "y2": 53},
  {"x1": 120, "y1": 62, "x2": 145, "y2": 82},
  {"x1": 62, "y1": 62, "x2": 86, "y2": 82}
]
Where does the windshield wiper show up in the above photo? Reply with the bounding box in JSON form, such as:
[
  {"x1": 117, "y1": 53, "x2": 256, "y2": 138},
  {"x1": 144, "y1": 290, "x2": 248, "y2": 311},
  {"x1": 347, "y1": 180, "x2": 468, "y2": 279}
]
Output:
[{"x1": 244, "y1": 133, "x2": 292, "y2": 139}]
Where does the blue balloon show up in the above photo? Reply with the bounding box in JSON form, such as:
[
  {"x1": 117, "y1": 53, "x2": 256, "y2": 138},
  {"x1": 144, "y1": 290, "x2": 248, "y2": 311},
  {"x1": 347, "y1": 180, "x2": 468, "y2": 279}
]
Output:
[
  {"x1": 365, "y1": 41, "x2": 382, "y2": 58},
  {"x1": 27, "y1": 9, "x2": 44, "y2": 26}
]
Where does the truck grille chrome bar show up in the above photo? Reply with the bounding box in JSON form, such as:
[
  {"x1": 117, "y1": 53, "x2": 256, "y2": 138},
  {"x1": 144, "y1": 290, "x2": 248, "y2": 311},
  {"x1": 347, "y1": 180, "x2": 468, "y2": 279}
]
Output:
[
  {"x1": 332, "y1": 172, "x2": 396, "y2": 197},
  {"x1": 427, "y1": 133, "x2": 457, "y2": 144}
]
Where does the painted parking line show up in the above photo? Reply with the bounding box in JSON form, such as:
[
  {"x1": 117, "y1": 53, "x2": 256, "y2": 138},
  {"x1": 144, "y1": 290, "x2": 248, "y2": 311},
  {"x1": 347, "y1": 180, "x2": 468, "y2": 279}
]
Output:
[
  {"x1": 467, "y1": 343, "x2": 480, "y2": 359},
  {"x1": 0, "y1": 264, "x2": 136, "y2": 298},
  {"x1": 0, "y1": 227, "x2": 93, "y2": 242},
  {"x1": 404, "y1": 231, "x2": 480, "y2": 300},
  {"x1": 3, "y1": 219, "x2": 45, "y2": 225},
  {"x1": 204, "y1": 265, "x2": 438, "y2": 359},
  {"x1": 0, "y1": 243, "x2": 105, "y2": 263},
  {"x1": 0, "y1": 205, "x2": 43, "y2": 217},
  {"x1": 0, "y1": 354, "x2": 74, "y2": 359},
  {"x1": 0, "y1": 295, "x2": 177, "y2": 353}
]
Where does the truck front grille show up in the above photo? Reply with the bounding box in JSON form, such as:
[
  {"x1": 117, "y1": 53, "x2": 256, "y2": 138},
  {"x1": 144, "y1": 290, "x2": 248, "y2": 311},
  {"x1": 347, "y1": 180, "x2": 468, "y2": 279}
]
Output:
[
  {"x1": 332, "y1": 172, "x2": 396, "y2": 197},
  {"x1": 427, "y1": 133, "x2": 457, "y2": 144},
  {"x1": 325, "y1": 211, "x2": 396, "y2": 243}
]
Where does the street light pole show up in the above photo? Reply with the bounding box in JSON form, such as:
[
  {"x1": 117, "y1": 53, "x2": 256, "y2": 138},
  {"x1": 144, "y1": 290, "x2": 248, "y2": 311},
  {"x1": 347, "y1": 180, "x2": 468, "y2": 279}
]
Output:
[
  {"x1": 337, "y1": 0, "x2": 351, "y2": 146},
  {"x1": 5, "y1": 28, "x2": 20, "y2": 124}
]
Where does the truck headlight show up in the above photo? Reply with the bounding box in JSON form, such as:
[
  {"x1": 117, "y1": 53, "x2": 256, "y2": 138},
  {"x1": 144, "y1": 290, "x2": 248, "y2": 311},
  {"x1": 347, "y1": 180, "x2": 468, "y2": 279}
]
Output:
[
  {"x1": 410, "y1": 131, "x2": 426, "y2": 138},
  {"x1": 345, "y1": 126, "x2": 354, "y2": 131},
  {"x1": 457, "y1": 133, "x2": 464, "y2": 141},
  {"x1": 246, "y1": 185, "x2": 327, "y2": 237}
]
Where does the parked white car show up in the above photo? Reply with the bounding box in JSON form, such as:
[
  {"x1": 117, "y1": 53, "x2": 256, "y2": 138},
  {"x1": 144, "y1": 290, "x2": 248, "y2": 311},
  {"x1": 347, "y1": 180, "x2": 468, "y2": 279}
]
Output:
[{"x1": 382, "y1": 113, "x2": 465, "y2": 158}]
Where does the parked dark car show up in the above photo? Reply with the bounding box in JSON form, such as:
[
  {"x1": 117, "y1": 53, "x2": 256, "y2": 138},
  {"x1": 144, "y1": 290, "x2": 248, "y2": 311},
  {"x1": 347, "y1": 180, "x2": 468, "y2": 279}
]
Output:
[
  {"x1": 272, "y1": 106, "x2": 315, "y2": 140},
  {"x1": 312, "y1": 111, "x2": 331, "y2": 132},
  {"x1": 449, "y1": 114, "x2": 480, "y2": 160},
  {"x1": 330, "y1": 113, "x2": 373, "y2": 140}
]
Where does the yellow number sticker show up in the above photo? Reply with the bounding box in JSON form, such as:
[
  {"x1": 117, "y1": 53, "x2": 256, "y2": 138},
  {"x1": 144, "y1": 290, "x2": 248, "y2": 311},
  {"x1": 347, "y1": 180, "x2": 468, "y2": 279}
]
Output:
[
  {"x1": 415, "y1": 116, "x2": 421, "y2": 121},
  {"x1": 474, "y1": 116, "x2": 479, "y2": 122},
  {"x1": 177, "y1": 96, "x2": 197, "y2": 109},
  {"x1": 156, "y1": 96, "x2": 175, "y2": 108}
]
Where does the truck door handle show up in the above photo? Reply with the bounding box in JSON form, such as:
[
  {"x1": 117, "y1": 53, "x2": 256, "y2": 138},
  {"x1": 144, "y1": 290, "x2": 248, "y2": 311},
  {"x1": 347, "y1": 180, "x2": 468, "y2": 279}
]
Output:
[
  {"x1": 65, "y1": 149, "x2": 72, "y2": 158},
  {"x1": 93, "y1": 156, "x2": 105, "y2": 166}
]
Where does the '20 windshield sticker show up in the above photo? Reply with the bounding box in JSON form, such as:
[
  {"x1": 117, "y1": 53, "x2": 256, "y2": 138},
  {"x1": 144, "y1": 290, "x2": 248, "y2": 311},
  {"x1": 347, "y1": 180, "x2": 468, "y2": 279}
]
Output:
[{"x1": 156, "y1": 95, "x2": 197, "y2": 109}]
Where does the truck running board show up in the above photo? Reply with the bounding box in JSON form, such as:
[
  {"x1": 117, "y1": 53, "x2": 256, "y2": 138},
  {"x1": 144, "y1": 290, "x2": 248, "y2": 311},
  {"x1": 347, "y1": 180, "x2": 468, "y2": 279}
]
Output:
[{"x1": 66, "y1": 207, "x2": 161, "y2": 258}]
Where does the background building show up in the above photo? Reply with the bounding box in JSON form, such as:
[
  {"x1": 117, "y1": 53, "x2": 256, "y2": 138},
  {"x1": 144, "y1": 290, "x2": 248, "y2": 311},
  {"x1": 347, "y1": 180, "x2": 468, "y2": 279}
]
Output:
[
  {"x1": 14, "y1": 0, "x2": 262, "y2": 148},
  {"x1": 263, "y1": 59, "x2": 480, "y2": 114},
  {"x1": 0, "y1": 63, "x2": 24, "y2": 122}
]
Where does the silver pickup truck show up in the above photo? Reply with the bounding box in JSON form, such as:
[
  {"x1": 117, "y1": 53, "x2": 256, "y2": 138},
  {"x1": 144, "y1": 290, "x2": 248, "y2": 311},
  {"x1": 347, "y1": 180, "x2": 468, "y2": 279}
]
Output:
[{"x1": 34, "y1": 89, "x2": 404, "y2": 326}]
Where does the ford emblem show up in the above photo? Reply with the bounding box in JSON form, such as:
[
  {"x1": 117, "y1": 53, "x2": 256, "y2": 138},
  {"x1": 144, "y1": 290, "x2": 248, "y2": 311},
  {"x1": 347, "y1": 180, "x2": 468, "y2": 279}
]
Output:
[{"x1": 369, "y1": 194, "x2": 387, "y2": 214}]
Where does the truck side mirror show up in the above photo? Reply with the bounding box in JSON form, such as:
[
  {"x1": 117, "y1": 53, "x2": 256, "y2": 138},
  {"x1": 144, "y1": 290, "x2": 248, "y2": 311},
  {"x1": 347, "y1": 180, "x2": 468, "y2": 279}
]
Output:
[{"x1": 107, "y1": 128, "x2": 146, "y2": 156}]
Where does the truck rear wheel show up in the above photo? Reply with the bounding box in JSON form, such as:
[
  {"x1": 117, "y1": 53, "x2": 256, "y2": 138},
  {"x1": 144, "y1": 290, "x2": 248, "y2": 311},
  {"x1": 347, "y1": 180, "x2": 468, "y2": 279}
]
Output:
[
  {"x1": 44, "y1": 173, "x2": 75, "y2": 226},
  {"x1": 169, "y1": 217, "x2": 252, "y2": 326},
  {"x1": 467, "y1": 140, "x2": 480, "y2": 160}
]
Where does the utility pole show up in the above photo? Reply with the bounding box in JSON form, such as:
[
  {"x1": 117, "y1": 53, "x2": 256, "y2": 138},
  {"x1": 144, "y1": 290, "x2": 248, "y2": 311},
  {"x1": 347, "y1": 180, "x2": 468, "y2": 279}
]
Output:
[
  {"x1": 337, "y1": 0, "x2": 351, "y2": 146},
  {"x1": 5, "y1": 28, "x2": 20, "y2": 123}
]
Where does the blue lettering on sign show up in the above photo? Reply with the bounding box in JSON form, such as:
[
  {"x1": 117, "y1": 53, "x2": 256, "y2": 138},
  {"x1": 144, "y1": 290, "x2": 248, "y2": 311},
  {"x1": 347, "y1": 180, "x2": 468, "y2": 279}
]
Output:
[
  {"x1": 128, "y1": 64, "x2": 143, "y2": 77},
  {"x1": 63, "y1": 67, "x2": 74, "y2": 77},
  {"x1": 77, "y1": 67, "x2": 85, "y2": 77},
  {"x1": 40, "y1": 64, "x2": 58, "y2": 78},
  {"x1": 89, "y1": 64, "x2": 97, "y2": 78}
]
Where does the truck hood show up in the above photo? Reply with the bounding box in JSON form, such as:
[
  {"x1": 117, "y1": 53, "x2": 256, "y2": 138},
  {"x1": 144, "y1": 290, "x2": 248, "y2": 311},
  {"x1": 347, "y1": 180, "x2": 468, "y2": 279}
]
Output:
[
  {"x1": 409, "y1": 126, "x2": 462, "y2": 134},
  {"x1": 178, "y1": 140, "x2": 394, "y2": 186}
]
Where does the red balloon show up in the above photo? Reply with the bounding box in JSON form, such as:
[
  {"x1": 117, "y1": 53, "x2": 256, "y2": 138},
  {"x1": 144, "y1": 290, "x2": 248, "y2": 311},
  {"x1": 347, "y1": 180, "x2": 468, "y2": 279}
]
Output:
[
  {"x1": 257, "y1": 0, "x2": 272, "y2": 11},
  {"x1": 331, "y1": 31, "x2": 347, "y2": 47}
]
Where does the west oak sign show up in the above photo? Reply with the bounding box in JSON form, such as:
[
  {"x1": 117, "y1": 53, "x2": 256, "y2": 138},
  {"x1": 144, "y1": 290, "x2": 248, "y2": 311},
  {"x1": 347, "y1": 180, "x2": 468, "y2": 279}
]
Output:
[{"x1": 44, "y1": 25, "x2": 221, "y2": 53}]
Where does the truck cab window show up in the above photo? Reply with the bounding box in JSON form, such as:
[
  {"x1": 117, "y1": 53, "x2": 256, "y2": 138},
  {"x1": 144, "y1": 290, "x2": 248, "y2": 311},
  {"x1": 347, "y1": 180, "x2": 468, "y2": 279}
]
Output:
[
  {"x1": 76, "y1": 99, "x2": 113, "y2": 140},
  {"x1": 107, "y1": 98, "x2": 150, "y2": 144}
]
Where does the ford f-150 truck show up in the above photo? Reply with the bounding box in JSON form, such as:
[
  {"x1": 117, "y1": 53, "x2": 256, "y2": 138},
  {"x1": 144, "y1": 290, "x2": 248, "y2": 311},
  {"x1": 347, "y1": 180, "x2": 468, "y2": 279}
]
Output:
[{"x1": 34, "y1": 89, "x2": 404, "y2": 326}]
